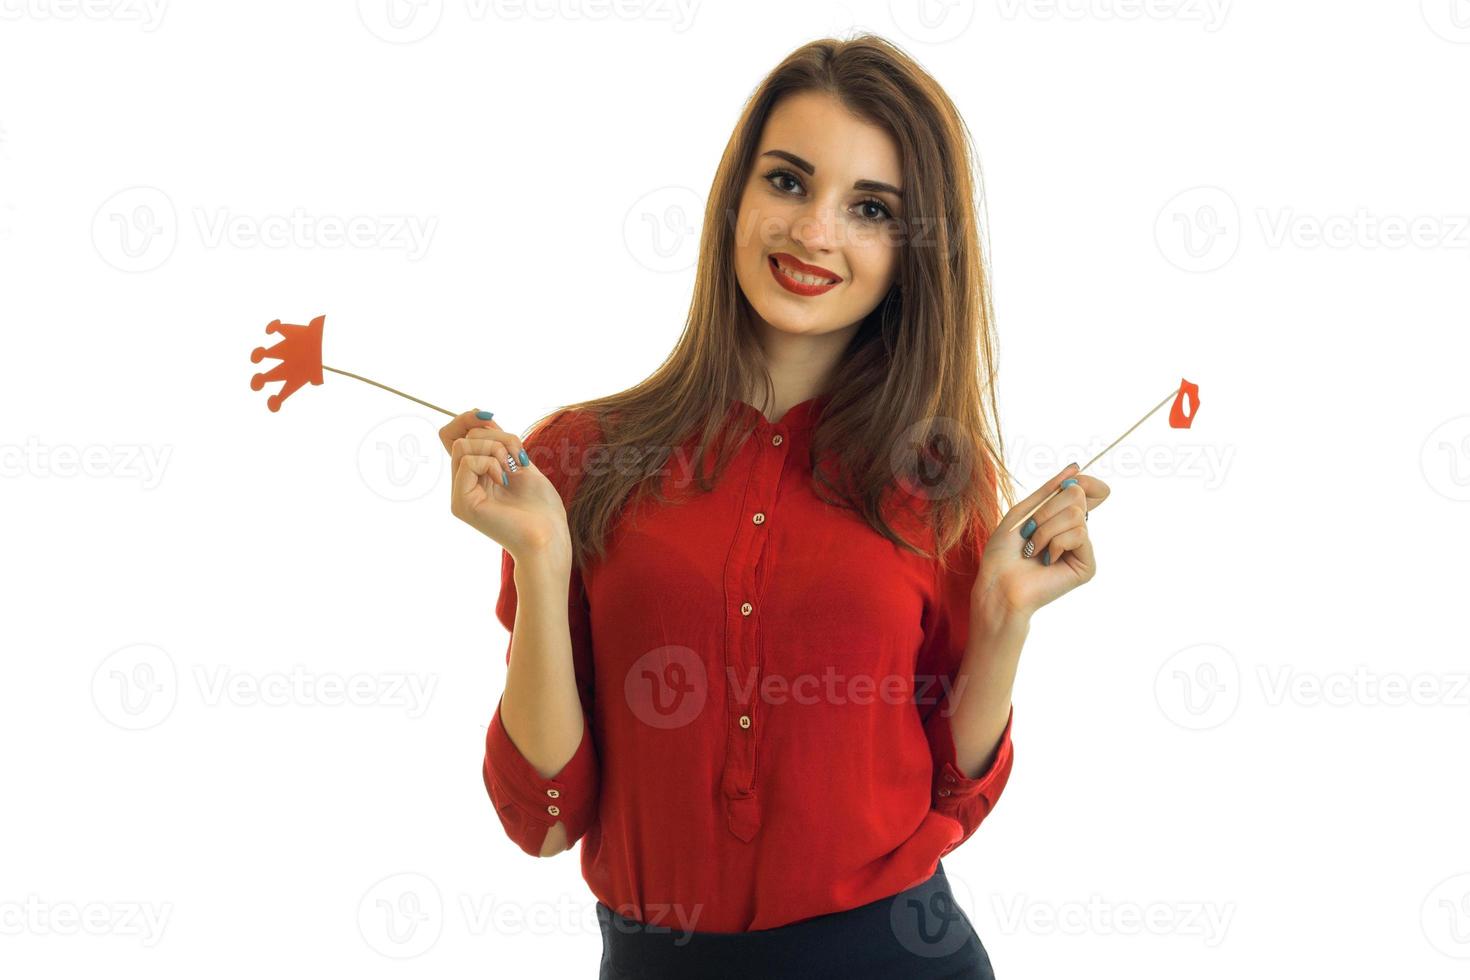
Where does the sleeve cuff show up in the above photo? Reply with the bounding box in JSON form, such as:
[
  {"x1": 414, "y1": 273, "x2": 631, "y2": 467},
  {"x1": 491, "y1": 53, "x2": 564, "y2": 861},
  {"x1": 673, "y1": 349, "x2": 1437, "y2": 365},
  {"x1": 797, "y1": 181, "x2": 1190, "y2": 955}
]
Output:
[
  {"x1": 483, "y1": 695, "x2": 600, "y2": 854},
  {"x1": 924, "y1": 702, "x2": 1014, "y2": 811}
]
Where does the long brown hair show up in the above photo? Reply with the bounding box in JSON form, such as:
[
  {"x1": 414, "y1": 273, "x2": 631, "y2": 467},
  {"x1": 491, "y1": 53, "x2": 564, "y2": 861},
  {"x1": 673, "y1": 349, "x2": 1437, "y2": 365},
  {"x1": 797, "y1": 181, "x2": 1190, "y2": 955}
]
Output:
[{"x1": 524, "y1": 32, "x2": 1013, "y2": 575}]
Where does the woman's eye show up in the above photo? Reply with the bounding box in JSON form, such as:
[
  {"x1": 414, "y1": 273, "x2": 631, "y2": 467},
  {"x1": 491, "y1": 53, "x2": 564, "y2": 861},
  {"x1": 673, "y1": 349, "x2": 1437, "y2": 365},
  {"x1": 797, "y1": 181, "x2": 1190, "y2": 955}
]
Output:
[
  {"x1": 766, "y1": 170, "x2": 802, "y2": 194},
  {"x1": 763, "y1": 169, "x2": 893, "y2": 223}
]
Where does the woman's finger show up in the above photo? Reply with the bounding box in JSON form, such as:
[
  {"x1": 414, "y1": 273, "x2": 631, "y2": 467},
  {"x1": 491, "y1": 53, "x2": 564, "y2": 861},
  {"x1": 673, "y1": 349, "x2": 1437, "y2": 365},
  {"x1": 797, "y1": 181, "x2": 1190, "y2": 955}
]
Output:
[
  {"x1": 1067, "y1": 522, "x2": 1097, "y2": 574},
  {"x1": 1028, "y1": 502, "x2": 1086, "y2": 562},
  {"x1": 1020, "y1": 478, "x2": 1087, "y2": 538},
  {"x1": 464, "y1": 426, "x2": 531, "y2": 465},
  {"x1": 1072, "y1": 474, "x2": 1109, "y2": 513},
  {"x1": 1041, "y1": 524, "x2": 1089, "y2": 567},
  {"x1": 452, "y1": 450, "x2": 502, "y2": 505},
  {"x1": 450, "y1": 434, "x2": 502, "y2": 471},
  {"x1": 439, "y1": 409, "x2": 504, "y2": 456},
  {"x1": 451, "y1": 437, "x2": 517, "y2": 486},
  {"x1": 1003, "y1": 463, "x2": 1079, "y2": 534}
]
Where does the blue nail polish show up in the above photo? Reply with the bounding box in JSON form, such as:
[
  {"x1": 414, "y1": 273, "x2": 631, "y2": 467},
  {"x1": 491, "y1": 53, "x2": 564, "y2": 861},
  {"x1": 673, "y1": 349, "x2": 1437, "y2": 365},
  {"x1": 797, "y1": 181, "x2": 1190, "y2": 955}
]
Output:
[
  {"x1": 1021, "y1": 518, "x2": 1036, "y2": 538},
  {"x1": 476, "y1": 410, "x2": 495, "y2": 420},
  {"x1": 501, "y1": 471, "x2": 510, "y2": 487},
  {"x1": 518, "y1": 449, "x2": 530, "y2": 466},
  {"x1": 1059, "y1": 478, "x2": 1078, "y2": 490},
  {"x1": 1042, "y1": 551, "x2": 1051, "y2": 566}
]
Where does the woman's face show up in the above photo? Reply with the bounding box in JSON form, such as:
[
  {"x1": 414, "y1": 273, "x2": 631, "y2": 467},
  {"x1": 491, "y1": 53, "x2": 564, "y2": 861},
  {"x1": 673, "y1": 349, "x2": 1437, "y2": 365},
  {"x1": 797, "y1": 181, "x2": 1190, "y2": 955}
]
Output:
[{"x1": 733, "y1": 90, "x2": 905, "y2": 340}]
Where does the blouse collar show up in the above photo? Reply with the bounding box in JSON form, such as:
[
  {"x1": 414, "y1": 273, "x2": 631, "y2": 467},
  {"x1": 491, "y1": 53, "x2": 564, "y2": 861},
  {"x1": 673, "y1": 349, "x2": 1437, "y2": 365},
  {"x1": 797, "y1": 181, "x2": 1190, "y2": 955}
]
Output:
[{"x1": 727, "y1": 392, "x2": 833, "y2": 433}]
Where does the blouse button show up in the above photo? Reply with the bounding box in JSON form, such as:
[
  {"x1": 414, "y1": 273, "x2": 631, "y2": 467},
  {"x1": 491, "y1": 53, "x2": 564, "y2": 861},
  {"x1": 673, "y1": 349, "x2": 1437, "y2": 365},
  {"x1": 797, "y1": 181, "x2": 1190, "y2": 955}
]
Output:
[
  {"x1": 937, "y1": 789, "x2": 950, "y2": 797},
  {"x1": 546, "y1": 788, "x2": 561, "y2": 798},
  {"x1": 752, "y1": 512, "x2": 765, "y2": 525},
  {"x1": 547, "y1": 804, "x2": 561, "y2": 816},
  {"x1": 771, "y1": 433, "x2": 783, "y2": 446},
  {"x1": 740, "y1": 602, "x2": 753, "y2": 616},
  {"x1": 738, "y1": 714, "x2": 751, "y2": 729}
]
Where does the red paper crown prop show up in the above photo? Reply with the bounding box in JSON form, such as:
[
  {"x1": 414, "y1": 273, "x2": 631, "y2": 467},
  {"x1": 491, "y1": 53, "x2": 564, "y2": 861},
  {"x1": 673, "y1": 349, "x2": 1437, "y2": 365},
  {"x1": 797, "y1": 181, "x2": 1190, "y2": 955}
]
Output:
[{"x1": 250, "y1": 314, "x2": 454, "y2": 416}]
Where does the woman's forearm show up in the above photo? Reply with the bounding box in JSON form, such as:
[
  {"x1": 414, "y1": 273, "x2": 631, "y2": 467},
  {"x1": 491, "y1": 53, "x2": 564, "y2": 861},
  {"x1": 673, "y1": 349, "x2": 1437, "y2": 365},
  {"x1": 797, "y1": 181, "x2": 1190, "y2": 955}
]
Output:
[
  {"x1": 946, "y1": 598, "x2": 1029, "y2": 779},
  {"x1": 498, "y1": 546, "x2": 588, "y2": 782}
]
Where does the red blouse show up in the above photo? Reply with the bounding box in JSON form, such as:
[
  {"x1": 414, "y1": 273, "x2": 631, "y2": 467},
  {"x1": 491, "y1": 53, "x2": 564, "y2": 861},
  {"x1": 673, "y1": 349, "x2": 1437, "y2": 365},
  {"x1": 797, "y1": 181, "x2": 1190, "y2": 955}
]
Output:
[{"x1": 482, "y1": 392, "x2": 1015, "y2": 933}]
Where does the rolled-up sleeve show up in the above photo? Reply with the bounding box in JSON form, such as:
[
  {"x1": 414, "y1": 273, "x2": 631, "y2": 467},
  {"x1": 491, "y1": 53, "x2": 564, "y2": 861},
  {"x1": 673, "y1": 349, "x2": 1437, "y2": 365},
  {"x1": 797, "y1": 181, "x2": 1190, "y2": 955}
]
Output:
[
  {"x1": 481, "y1": 412, "x2": 602, "y2": 857},
  {"x1": 923, "y1": 701, "x2": 1013, "y2": 856},
  {"x1": 914, "y1": 469, "x2": 1014, "y2": 857}
]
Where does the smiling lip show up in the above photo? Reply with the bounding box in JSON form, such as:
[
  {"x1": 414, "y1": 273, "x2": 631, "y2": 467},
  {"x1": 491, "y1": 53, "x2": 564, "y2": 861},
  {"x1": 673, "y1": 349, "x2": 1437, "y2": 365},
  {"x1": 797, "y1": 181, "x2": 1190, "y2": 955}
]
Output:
[{"x1": 769, "y1": 252, "x2": 842, "y2": 296}]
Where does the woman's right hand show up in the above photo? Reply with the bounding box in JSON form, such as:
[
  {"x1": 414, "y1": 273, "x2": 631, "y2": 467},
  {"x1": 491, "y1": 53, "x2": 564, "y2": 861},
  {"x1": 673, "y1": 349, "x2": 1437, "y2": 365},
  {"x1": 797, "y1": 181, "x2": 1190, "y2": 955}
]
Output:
[{"x1": 439, "y1": 410, "x2": 571, "y2": 562}]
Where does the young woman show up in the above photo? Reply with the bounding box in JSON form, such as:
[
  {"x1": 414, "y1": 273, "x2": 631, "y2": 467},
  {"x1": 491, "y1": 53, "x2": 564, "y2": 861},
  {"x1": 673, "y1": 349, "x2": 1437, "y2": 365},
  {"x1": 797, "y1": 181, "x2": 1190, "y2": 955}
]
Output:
[{"x1": 440, "y1": 33, "x2": 1108, "y2": 980}]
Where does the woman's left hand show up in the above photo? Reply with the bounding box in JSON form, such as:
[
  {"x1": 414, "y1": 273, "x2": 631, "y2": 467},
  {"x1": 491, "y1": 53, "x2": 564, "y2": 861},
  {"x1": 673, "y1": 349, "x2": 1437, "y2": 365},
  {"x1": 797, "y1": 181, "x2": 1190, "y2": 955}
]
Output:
[{"x1": 974, "y1": 461, "x2": 1110, "y2": 622}]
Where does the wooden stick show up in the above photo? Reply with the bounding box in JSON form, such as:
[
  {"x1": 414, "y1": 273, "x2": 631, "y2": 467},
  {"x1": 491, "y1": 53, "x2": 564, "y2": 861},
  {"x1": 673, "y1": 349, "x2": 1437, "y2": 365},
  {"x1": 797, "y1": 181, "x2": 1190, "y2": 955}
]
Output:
[
  {"x1": 322, "y1": 364, "x2": 456, "y2": 417},
  {"x1": 1003, "y1": 384, "x2": 1179, "y2": 535}
]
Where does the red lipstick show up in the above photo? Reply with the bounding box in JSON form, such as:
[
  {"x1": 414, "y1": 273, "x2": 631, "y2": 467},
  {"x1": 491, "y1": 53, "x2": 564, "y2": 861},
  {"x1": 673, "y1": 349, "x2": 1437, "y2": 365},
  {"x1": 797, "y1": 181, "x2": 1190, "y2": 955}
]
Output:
[{"x1": 768, "y1": 252, "x2": 842, "y2": 297}]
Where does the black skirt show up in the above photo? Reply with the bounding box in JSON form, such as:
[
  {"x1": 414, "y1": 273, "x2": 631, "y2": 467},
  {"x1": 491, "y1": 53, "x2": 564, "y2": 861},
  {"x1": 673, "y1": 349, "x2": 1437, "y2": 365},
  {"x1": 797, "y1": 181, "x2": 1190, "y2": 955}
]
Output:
[{"x1": 596, "y1": 860, "x2": 995, "y2": 980}]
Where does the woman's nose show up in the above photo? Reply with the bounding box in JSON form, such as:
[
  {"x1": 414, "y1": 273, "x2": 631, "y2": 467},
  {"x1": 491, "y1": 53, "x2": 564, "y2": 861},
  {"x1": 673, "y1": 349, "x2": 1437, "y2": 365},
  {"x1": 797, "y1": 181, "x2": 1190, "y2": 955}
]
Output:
[{"x1": 789, "y1": 202, "x2": 840, "y2": 251}]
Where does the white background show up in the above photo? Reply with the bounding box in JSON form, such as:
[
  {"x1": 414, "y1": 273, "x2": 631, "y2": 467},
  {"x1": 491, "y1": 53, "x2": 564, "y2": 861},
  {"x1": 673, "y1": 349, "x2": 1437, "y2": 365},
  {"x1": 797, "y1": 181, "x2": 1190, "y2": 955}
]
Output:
[{"x1": 3, "y1": 1, "x2": 1468, "y2": 977}]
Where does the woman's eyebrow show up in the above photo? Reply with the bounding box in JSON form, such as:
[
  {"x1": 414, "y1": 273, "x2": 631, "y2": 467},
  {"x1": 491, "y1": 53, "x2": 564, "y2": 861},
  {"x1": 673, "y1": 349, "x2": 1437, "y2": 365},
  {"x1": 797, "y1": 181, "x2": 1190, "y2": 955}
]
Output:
[{"x1": 759, "y1": 149, "x2": 903, "y2": 198}]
